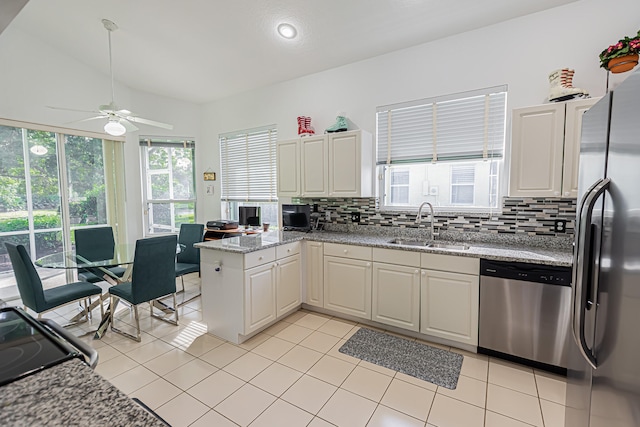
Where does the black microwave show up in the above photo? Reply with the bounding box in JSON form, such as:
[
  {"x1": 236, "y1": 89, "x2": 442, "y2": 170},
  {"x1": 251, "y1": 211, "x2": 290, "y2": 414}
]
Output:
[{"x1": 282, "y1": 204, "x2": 311, "y2": 231}]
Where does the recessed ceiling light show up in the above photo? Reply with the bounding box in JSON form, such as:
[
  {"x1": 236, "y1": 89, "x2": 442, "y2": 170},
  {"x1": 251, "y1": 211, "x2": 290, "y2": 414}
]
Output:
[{"x1": 277, "y1": 23, "x2": 297, "y2": 39}]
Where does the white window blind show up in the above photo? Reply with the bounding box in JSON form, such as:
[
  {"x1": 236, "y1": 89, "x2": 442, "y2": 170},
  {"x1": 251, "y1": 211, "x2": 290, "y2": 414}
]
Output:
[
  {"x1": 220, "y1": 125, "x2": 277, "y2": 202},
  {"x1": 376, "y1": 86, "x2": 507, "y2": 165}
]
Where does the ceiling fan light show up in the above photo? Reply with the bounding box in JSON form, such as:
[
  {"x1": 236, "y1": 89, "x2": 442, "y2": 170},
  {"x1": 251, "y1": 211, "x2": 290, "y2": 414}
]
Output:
[{"x1": 104, "y1": 119, "x2": 126, "y2": 136}]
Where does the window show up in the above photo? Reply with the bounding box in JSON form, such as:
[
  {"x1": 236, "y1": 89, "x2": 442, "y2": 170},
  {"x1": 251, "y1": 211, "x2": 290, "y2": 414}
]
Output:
[
  {"x1": 0, "y1": 119, "x2": 125, "y2": 301},
  {"x1": 389, "y1": 168, "x2": 410, "y2": 205},
  {"x1": 377, "y1": 86, "x2": 506, "y2": 210},
  {"x1": 140, "y1": 139, "x2": 196, "y2": 234},
  {"x1": 450, "y1": 164, "x2": 475, "y2": 205},
  {"x1": 219, "y1": 126, "x2": 278, "y2": 227}
]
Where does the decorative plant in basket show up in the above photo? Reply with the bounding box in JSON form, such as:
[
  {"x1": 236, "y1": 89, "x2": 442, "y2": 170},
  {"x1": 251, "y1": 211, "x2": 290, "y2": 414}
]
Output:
[{"x1": 599, "y1": 30, "x2": 640, "y2": 73}]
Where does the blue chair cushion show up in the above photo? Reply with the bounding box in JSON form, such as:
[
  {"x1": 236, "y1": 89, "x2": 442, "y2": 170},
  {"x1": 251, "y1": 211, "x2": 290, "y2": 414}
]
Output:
[
  {"x1": 42, "y1": 281, "x2": 102, "y2": 312},
  {"x1": 175, "y1": 262, "x2": 199, "y2": 277}
]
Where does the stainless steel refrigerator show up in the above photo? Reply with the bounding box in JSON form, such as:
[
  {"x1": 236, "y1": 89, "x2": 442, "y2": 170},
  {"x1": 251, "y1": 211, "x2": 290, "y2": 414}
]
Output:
[{"x1": 566, "y1": 68, "x2": 640, "y2": 427}]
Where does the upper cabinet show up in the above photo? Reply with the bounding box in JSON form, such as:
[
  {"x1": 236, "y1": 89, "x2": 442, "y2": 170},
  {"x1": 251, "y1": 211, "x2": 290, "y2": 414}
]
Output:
[
  {"x1": 509, "y1": 97, "x2": 600, "y2": 198},
  {"x1": 277, "y1": 130, "x2": 374, "y2": 198}
]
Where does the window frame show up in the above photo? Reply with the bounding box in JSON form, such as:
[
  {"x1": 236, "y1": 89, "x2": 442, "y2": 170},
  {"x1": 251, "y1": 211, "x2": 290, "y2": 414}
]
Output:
[
  {"x1": 376, "y1": 85, "x2": 506, "y2": 212},
  {"x1": 140, "y1": 138, "x2": 197, "y2": 235}
]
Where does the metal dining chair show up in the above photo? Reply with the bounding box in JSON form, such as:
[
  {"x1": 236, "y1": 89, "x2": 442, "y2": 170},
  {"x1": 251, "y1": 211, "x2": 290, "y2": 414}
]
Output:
[
  {"x1": 175, "y1": 223, "x2": 204, "y2": 303},
  {"x1": 4, "y1": 243, "x2": 103, "y2": 324},
  {"x1": 74, "y1": 226, "x2": 126, "y2": 283},
  {"x1": 108, "y1": 235, "x2": 179, "y2": 342}
]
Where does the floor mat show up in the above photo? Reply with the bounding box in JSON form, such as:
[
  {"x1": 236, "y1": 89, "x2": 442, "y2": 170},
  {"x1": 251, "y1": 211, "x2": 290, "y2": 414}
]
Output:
[{"x1": 339, "y1": 328, "x2": 464, "y2": 389}]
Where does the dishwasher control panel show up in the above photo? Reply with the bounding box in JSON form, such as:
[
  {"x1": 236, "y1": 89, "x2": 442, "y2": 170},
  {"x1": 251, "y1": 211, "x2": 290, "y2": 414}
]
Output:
[{"x1": 480, "y1": 259, "x2": 571, "y2": 286}]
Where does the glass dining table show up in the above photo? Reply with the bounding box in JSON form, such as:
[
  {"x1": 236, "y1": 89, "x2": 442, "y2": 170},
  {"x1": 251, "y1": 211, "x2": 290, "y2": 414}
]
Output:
[{"x1": 36, "y1": 243, "x2": 184, "y2": 339}]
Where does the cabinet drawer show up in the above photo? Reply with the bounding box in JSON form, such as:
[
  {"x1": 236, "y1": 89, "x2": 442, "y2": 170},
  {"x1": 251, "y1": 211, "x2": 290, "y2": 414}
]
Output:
[
  {"x1": 245, "y1": 248, "x2": 276, "y2": 269},
  {"x1": 276, "y1": 242, "x2": 301, "y2": 259},
  {"x1": 421, "y1": 253, "x2": 479, "y2": 275},
  {"x1": 324, "y1": 242, "x2": 372, "y2": 260},
  {"x1": 373, "y1": 248, "x2": 420, "y2": 267}
]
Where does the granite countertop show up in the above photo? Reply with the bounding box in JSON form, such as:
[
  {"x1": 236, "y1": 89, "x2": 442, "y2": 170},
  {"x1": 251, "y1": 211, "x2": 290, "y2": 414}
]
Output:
[
  {"x1": 0, "y1": 358, "x2": 167, "y2": 427},
  {"x1": 195, "y1": 229, "x2": 573, "y2": 267}
]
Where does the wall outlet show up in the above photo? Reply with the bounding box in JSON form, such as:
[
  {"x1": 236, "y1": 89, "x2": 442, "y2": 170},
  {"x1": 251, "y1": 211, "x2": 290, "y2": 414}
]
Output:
[
  {"x1": 313, "y1": 203, "x2": 319, "y2": 213},
  {"x1": 325, "y1": 210, "x2": 331, "y2": 221},
  {"x1": 351, "y1": 212, "x2": 361, "y2": 223},
  {"x1": 554, "y1": 219, "x2": 567, "y2": 233}
]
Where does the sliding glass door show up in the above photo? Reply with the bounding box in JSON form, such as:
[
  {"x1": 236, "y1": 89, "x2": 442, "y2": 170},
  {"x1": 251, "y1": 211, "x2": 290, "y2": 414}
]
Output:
[{"x1": 0, "y1": 121, "x2": 123, "y2": 301}]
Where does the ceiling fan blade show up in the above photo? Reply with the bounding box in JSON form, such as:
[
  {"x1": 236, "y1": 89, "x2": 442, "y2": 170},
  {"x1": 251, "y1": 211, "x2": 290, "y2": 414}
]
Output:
[
  {"x1": 125, "y1": 116, "x2": 174, "y2": 130},
  {"x1": 47, "y1": 105, "x2": 99, "y2": 114},
  {"x1": 120, "y1": 118, "x2": 139, "y2": 132},
  {"x1": 64, "y1": 115, "x2": 108, "y2": 125}
]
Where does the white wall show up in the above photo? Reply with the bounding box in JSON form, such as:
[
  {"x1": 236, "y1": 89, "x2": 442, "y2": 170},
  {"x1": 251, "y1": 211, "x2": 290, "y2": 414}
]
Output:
[
  {"x1": 199, "y1": 0, "x2": 640, "y2": 220},
  {"x1": 0, "y1": 26, "x2": 201, "y2": 241}
]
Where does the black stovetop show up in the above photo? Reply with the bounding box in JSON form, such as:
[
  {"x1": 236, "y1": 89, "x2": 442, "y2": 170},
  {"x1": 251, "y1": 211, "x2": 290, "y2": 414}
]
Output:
[{"x1": 0, "y1": 307, "x2": 81, "y2": 386}]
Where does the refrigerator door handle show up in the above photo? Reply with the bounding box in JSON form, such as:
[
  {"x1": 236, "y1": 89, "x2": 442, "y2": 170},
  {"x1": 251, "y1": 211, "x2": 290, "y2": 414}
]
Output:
[{"x1": 572, "y1": 177, "x2": 609, "y2": 370}]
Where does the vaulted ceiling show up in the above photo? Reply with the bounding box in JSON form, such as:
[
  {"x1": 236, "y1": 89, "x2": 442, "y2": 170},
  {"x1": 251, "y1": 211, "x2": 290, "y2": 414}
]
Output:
[{"x1": 7, "y1": 0, "x2": 578, "y2": 104}]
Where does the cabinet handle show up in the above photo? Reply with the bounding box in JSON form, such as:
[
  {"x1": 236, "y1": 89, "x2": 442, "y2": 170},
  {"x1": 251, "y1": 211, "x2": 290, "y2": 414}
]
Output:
[
  {"x1": 287, "y1": 249, "x2": 291, "y2": 252},
  {"x1": 564, "y1": 191, "x2": 570, "y2": 196},
  {"x1": 414, "y1": 269, "x2": 419, "y2": 274},
  {"x1": 366, "y1": 263, "x2": 371, "y2": 268},
  {"x1": 343, "y1": 249, "x2": 348, "y2": 254},
  {"x1": 421, "y1": 271, "x2": 426, "y2": 276},
  {"x1": 554, "y1": 191, "x2": 560, "y2": 196},
  {"x1": 258, "y1": 256, "x2": 263, "y2": 260}
]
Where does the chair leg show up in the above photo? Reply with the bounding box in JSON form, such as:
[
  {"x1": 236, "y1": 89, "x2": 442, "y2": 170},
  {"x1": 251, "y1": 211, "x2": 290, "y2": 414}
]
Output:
[
  {"x1": 150, "y1": 294, "x2": 179, "y2": 326},
  {"x1": 110, "y1": 295, "x2": 142, "y2": 342}
]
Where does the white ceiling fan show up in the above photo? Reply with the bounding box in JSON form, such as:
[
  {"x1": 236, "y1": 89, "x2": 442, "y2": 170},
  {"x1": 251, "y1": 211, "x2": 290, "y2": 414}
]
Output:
[{"x1": 48, "y1": 19, "x2": 173, "y2": 136}]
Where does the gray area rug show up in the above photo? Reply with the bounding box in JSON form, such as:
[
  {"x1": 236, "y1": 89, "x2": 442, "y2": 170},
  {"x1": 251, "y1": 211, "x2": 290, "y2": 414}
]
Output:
[{"x1": 339, "y1": 328, "x2": 464, "y2": 389}]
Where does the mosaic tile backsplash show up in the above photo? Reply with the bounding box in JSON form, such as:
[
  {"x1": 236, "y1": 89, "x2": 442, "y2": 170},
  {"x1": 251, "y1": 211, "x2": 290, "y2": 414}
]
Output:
[{"x1": 297, "y1": 197, "x2": 576, "y2": 238}]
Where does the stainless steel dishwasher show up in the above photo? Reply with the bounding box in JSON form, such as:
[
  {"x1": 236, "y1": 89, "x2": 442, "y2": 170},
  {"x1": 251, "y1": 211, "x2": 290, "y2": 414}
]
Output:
[{"x1": 479, "y1": 259, "x2": 572, "y2": 372}]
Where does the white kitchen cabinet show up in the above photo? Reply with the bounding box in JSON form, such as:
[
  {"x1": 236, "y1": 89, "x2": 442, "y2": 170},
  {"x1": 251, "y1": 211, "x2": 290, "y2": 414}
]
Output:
[
  {"x1": 276, "y1": 138, "x2": 300, "y2": 197},
  {"x1": 277, "y1": 130, "x2": 374, "y2": 198},
  {"x1": 420, "y1": 253, "x2": 479, "y2": 346},
  {"x1": 202, "y1": 242, "x2": 301, "y2": 343},
  {"x1": 300, "y1": 135, "x2": 329, "y2": 197},
  {"x1": 244, "y1": 262, "x2": 277, "y2": 334},
  {"x1": 304, "y1": 241, "x2": 324, "y2": 307},
  {"x1": 323, "y1": 243, "x2": 373, "y2": 319},
  {"x1": 420, "y1": 269, "x2": 479, "y2": 346},
  {"x1": 276, "y1": 253, "x2": 301, "y2": 317},
  {"x1": 509, "y1": 97, "x2": 599, "y2": 198},
  {"x1": 372, "y1": 262, "x2": 420, "y2": 331},
  {"x1": 327, "y1": 131, "x2": 374, "y2": 197}
]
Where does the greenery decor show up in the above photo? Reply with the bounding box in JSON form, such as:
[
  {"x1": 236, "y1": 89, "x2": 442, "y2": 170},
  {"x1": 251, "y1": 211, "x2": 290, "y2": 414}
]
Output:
[{"x1": 599, "y1": 30, "x2": 640, "y2": 69}]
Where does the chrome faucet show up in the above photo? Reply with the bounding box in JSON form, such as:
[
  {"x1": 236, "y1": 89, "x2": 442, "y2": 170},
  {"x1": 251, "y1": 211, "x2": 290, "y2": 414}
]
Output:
[{"x1": 415, "y1": 201, "x2": 438, "y2": 240}]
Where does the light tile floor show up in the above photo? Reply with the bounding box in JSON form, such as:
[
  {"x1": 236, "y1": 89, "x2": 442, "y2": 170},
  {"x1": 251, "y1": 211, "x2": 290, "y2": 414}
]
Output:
[{"x1": 11, "y1": 273, "x2": 568, "y2": 427}]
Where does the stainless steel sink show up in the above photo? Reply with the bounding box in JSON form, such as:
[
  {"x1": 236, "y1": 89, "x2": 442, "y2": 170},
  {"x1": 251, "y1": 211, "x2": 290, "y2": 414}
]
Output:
[
  {"x1": 387, "y1": 239, "x2": 429, "y2": 246},
  {"x1": 426, "y1": 242, "x2": 470, "y2": 250},
  {"x1": 388, "y1": 239, "x2": 470, "y2": 250}
]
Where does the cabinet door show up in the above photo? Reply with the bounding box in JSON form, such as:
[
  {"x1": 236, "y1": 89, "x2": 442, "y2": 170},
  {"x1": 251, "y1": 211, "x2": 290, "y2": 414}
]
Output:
[
  {"x1": 276, "y1": 254, "x2": 301, "y2": 317},
  {"x1": 305, "y1": 241, "x2": 324, "y2": 307},
  {"x1": 420, "y1": 269, "x2": 479, "y2": 346},
  {"x1": 563, "y1": 98, "x2": 600, "y2": 198},
  {"x1": 372, "y1": 263, "x2": 420, "y2": 331},
  {"x1": 301, "y1": 135, "x2": 328, "y2": 197},
  {"x1": 324, "y1": 255, "x2": 372, "y2": 319},
  {"x1": 244, "y1": 263, "x2": 276, "y2": 334},
  {"x1": 328, "y1": 132, "x2": 361, "y2": 197},
  {"x1": 509, "y1": 104, "x2": 565, "y2": 197},
  {"x1": 277, "y1": 139, "x2": 300, "y2": 197}
]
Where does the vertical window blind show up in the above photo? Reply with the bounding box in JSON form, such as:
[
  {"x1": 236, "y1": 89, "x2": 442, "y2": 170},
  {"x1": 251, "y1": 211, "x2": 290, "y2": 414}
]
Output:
[
  {"x1": 219, "y1": 125, "x2": 278, "y2": 202},
  {"x1": 376, "y1": 85, "x2": 507, "y2": 165}
]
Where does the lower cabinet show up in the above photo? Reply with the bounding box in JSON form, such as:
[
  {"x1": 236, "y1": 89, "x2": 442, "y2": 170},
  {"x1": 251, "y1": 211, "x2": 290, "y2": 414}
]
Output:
[
  {"x1": 304, "y1": 241, "x2": 324, "y2": 308},
  {"x1": 372, "y1": 262, "x2": 420, "y2": 332},
  {"x1": 324, "y1": 255, "x2": 372, "y2": 319},
  {"x1": 244, "y1": 263, "x2": 277, "y2": 334},
  {"x1": 420, "y1": 269, "x2": 479, "y2": 346},
  {"x1": 277, "y1": 254, "x2": 302, "y2": 317}
]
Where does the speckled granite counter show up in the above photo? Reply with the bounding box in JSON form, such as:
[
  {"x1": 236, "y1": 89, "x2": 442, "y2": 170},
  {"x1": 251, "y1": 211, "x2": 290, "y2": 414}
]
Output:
[
  {"x1": 0, "y1": 358, "x2": 167, "y2": 427},
  {"x1": 195, "y1": 229, "x2": 573, "y2": 267}
]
